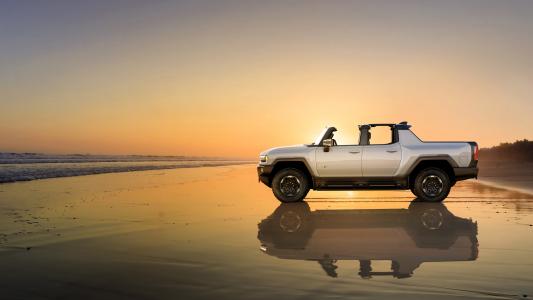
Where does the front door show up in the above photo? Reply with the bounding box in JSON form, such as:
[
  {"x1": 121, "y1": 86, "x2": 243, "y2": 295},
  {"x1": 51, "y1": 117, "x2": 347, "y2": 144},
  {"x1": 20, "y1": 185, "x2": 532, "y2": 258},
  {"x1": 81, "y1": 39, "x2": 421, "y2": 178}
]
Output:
[
  {"x1": 315, "y1": 146, "x2": 363, "y2": 177},
  {"x1": 361, "y1": 143, "x2": 402, "y2": 177}
]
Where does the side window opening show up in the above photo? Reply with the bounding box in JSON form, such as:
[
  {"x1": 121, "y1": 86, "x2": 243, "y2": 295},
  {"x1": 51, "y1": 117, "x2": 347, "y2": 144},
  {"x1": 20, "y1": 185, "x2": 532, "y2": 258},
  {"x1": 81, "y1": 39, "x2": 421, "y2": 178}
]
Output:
[
  {"x1": 368, "y1": 126, "x2": 394, "y2": 145},
  {"x1": 331, "y1": 130, "x2": 358, "y2": 146}
]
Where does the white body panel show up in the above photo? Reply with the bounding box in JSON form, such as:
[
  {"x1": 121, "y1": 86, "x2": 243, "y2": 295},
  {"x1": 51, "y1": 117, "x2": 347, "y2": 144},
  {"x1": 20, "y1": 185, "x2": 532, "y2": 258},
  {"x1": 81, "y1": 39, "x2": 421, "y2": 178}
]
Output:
[
  {"x1": 315, "y1": 146, "x2": 362, "y2": 177},
  {"x1": 394, "y1": 130, "x2": 473, "y2": 177},
  {"x1": 361, "y1": 143, "x2": 402, "y2": 177},
  {"x1": 259, "y1": 144, "x2": 320, "y2": 175}
]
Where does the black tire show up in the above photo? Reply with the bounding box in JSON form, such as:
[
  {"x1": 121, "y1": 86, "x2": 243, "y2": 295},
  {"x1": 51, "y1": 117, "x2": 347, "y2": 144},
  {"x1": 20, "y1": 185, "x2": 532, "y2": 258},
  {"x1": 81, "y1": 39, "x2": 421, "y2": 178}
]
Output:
[
  {"x1": 409, "y1": 186, "x2": 416, "y2": 196},
  {"x1": 272, "y1": 168, "x2": 310, "y2": 203},
  {"x1": 412, "y1": 168, "x2": 451, "y2": 202}
]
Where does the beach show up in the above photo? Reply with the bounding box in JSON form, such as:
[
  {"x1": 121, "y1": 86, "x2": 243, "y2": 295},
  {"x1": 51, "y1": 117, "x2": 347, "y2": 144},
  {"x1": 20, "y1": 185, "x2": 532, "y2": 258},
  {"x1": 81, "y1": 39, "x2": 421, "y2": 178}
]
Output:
[
  {"x1": 0, "y1": 164, "x2": 532, "y2": 299},
  {"x1": 478, "y1": 161, "x2": 533, "y2": 195}
]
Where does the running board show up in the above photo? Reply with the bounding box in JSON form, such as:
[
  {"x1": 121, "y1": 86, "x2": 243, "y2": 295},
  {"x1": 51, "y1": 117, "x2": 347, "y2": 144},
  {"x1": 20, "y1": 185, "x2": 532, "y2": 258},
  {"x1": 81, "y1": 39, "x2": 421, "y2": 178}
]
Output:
[{"x1": 313, "y1": 177, "x2": 408, "y2": 190}]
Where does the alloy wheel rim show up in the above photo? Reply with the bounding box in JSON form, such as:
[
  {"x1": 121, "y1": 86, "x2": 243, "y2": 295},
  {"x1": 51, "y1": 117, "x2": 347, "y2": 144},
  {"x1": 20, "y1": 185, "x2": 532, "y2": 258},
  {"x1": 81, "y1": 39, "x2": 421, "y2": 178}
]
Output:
[
  {"x1": 422, "y1": 175, "x2": 443, "y2": 197},
  {"x1": 280, "y1": 175, "x2": 301, "y2": 197}
]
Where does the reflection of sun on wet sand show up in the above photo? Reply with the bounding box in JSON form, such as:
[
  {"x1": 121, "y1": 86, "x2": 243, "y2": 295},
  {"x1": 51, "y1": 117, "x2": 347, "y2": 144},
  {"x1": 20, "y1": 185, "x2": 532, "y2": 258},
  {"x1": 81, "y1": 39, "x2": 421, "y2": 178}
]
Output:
[{"x1": 0, "y1": 165, "x2": 532, "y2": 299}]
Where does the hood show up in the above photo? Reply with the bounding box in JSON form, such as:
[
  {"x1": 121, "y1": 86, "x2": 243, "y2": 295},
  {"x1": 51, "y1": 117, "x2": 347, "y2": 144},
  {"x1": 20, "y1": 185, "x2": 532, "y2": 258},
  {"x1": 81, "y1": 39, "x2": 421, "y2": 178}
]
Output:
[{"x1": 260, "y1": 144, "x2": 309, "y2": 156}]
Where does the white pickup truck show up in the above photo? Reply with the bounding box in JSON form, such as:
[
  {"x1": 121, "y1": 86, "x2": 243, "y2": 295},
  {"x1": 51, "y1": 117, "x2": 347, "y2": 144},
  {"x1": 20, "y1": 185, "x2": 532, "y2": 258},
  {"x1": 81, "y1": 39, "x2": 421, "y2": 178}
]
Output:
[{"x1": 257, "y1": 122, "x2": 478, "y2": 202}]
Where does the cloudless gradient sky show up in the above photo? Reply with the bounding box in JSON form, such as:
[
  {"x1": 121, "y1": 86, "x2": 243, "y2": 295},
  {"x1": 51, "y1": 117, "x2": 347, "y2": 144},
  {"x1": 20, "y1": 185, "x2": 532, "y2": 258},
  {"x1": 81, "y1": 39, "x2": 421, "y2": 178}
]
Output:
[{"x1": 1, "y1": 0, "x2": 533, "y2": 158}]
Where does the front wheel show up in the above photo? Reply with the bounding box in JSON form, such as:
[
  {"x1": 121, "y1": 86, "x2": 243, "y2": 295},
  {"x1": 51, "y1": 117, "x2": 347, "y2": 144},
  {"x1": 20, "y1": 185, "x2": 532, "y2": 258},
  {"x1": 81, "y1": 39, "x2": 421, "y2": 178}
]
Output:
[
  {"x1": 412, "y1": 168, "x2": 451, "y2": 202},
  {"x1": 272, "y1": 168, "x2": 310, "y2": 203}
]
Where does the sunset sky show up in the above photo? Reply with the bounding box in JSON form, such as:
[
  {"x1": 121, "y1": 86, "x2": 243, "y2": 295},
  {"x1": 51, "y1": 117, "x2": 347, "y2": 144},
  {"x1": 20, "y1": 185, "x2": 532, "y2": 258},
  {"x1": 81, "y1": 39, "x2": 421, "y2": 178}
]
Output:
[{"x1": 1, "y1": 0, "x2": 533, "y2": 158}]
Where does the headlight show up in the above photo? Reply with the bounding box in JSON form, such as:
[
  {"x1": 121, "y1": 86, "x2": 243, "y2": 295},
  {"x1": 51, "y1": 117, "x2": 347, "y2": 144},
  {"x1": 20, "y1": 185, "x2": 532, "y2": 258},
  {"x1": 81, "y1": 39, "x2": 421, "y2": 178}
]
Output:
[{"x1": 259, "y1": 155, "x2": 268, "y2": 163}]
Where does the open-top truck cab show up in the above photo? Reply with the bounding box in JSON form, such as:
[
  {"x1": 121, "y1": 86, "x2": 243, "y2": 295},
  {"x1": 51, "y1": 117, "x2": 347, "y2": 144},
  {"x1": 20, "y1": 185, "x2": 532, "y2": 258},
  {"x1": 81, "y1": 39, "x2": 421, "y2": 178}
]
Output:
[{"x1": 258, "y1": 122, "x2": 478, "y2": 202}]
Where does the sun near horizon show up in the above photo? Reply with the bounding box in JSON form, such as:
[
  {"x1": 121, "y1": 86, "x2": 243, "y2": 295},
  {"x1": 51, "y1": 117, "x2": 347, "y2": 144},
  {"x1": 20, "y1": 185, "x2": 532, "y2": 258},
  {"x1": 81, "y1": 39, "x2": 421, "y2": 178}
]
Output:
[{"x1": 1, "y1": 1, "x2": 533, "y2": 159}]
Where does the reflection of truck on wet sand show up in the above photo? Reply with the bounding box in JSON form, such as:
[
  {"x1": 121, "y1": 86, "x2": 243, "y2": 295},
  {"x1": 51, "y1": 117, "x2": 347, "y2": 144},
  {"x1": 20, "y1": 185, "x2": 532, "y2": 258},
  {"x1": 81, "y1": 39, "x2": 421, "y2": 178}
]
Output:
[{"x1": 257, "y1": 203, "x2": 478, "y2": 278}]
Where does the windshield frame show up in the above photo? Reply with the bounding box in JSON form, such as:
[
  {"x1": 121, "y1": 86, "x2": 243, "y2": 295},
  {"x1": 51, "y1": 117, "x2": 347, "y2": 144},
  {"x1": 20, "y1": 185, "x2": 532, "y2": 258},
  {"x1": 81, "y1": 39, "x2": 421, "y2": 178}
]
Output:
[{"x1": 312, "y1": 127, "x2": 337, "y2": 145}]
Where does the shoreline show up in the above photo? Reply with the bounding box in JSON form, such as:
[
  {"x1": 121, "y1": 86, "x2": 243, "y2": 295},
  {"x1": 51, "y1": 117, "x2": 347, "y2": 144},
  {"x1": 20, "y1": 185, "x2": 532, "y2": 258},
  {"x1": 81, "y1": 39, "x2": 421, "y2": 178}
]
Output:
[
  {"x1": 477, "y1": 160, "x2": 533, "y2": 196},
  {"x1": 475, "y1": 179, "x2": 533, "y2": 196},
  {"x1": 0, "y1": 161, "x2": 254, "y2": 184}
]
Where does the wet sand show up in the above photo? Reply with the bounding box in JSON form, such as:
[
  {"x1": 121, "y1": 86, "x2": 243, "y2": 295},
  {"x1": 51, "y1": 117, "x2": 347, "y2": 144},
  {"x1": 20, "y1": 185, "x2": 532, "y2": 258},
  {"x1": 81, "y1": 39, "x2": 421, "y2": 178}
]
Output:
[
  {"x1": 478, "y1": 161, "x2": 533, "y2": 195},
  {"x1": 0, "y1": 165, "x2": 532, "y2": 299}
]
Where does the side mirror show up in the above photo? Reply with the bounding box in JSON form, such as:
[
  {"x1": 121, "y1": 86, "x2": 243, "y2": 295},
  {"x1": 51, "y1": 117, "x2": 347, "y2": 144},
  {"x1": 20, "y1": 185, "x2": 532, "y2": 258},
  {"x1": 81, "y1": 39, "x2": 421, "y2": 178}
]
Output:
[{"x1": 323, "y1": 139, "x2": 333, "y2": 152}]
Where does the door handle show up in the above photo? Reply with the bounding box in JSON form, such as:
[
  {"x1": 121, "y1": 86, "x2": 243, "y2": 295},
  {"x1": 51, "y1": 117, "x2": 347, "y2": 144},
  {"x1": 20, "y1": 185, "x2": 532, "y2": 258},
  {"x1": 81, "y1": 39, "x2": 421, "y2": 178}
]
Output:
[
  {"x1": 349, "y1": 151, "x2": 360, "y2": 154},
  {"x1": 386, "y1": 150, "x2": 398, "y2": 153}
]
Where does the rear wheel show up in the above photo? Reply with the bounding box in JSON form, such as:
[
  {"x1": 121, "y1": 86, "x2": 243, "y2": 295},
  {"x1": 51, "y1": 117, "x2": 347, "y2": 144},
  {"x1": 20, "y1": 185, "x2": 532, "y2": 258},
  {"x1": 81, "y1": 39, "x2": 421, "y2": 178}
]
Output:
[
  {"x1": 412, "y1": 168, "x2": 451, "y2": 202},
  {"x1": 272, "y1": 168, "x2": 310, "y2": 203}
]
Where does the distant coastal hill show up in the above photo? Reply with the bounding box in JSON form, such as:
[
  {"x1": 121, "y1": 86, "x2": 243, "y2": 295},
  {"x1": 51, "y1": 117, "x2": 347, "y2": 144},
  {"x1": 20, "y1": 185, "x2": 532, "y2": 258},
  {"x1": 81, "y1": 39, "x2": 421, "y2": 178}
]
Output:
[{"x1": 479, "y1": 139, "x2": 533, "y2": 161}]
